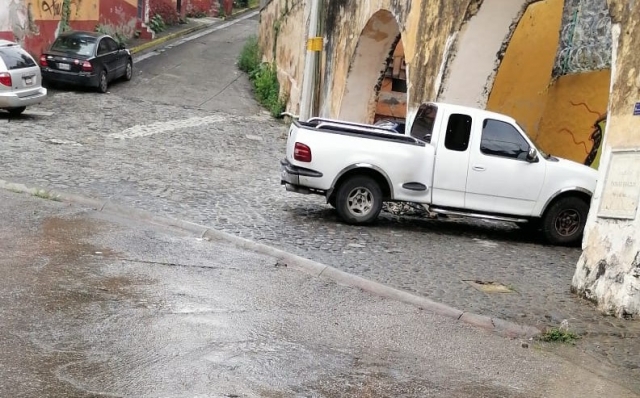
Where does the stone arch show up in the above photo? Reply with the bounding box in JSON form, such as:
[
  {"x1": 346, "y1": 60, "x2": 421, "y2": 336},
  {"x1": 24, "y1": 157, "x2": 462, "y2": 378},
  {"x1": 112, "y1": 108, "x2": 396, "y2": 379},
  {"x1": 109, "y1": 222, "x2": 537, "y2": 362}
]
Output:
[{"x1": 338, "y1": 9, "x2": 403, "y2": 123}]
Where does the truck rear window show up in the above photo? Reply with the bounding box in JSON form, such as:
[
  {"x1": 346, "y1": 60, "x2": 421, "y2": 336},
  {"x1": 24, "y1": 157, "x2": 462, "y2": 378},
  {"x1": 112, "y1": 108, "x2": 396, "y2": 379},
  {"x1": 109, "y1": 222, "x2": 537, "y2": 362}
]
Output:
[{"x1": 0, "y1": 47, "x2": 36, "y2": 70}]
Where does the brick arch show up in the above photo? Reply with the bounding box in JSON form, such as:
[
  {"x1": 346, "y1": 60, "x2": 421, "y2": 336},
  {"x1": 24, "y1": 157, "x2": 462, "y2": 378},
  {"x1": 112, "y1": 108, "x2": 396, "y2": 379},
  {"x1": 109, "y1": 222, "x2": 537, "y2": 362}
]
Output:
[{"x1": 338, "y1": 9, "x2": 403, "y2": 123}]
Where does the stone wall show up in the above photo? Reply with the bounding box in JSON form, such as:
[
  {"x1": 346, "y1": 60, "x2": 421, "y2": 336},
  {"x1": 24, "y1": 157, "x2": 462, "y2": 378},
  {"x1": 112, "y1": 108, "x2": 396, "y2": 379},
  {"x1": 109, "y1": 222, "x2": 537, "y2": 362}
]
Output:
[
  {"x1": 258, "y1": 0, "x2": 479, "y2": 122},
  {"x1": 572, "y1": 0, "x2": 640, "y2": 317}
]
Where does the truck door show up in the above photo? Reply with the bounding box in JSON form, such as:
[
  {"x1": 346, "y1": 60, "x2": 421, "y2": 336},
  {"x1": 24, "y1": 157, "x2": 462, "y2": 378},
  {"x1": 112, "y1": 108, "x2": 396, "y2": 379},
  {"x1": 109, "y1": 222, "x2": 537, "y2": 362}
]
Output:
[
  {"x1": 465, "y1": 118, "x2": 546, "y2": 216},
  {"x1": 431, "y1": 112, "x2": 473, "y2": 208}
]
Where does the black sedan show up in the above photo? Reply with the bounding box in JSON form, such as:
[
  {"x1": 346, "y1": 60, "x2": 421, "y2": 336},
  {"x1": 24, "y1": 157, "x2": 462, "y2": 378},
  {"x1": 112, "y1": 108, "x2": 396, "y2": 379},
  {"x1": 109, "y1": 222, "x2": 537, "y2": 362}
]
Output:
[{"x1": 39, "y1": 31, "x2": 133, "y2": 93}]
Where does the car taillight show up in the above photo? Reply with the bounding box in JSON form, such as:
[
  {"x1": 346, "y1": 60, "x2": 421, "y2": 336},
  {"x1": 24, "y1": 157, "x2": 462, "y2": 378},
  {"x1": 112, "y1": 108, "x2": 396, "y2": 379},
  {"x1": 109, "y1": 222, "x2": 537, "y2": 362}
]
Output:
[
  {"x1": 0, "y1": 72, "x2": 11, "y2": 87},
  {"x1": 39, "y1": 54, "x2": 47, "y2": 66},
  {"x1": 294, "y1": 142, "x2": 312, "y2": 162},
  {"x1": 81, "y1": 61, "x2": 92, "y2": 72}
]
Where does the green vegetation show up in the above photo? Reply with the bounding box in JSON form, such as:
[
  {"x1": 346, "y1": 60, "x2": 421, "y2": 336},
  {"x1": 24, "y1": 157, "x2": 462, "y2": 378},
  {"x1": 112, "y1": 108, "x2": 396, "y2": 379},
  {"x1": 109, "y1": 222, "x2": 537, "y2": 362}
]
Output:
[
  {"x1": 238, "y1": 35, "x2": 287, "y2": 118},
  {"x1": 539, "y1": 327, "x2": 579, "y2": 343},
  {"x1": 32, "y1": 190, "x2": 61, "y2": 202},
  {"x1": 149, "y1": 14, "x2": 167, "y2": 33}
]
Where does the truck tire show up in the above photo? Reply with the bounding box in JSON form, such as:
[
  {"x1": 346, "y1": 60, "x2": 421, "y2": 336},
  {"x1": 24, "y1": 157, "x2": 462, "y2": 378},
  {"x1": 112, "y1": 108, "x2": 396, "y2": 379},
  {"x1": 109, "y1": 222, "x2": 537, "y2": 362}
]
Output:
[
  {"x1": 335, "y1": 175, "x2": 383, "y2": 225},
  {"x1": 541, "y1": 196, "x2": 589, "y2": 246}
]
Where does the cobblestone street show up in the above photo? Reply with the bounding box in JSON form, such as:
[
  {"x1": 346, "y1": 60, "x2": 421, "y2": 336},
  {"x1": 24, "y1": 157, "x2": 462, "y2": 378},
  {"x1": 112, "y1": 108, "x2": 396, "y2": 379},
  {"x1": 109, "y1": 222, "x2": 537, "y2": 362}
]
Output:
[{"x1": 1, "y1": 14, "x2": 639, "y2": 389}]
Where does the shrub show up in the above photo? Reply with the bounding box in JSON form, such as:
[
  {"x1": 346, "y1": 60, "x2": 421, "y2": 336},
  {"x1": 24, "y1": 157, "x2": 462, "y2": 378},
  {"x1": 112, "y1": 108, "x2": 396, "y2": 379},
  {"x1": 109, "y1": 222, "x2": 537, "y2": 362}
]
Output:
[
  {"x1": 237, "y1": 35, "x2": 260, "y2": 73},
  {"x1": 237, "y1": 36, "x2": 287, "y2": 118}
]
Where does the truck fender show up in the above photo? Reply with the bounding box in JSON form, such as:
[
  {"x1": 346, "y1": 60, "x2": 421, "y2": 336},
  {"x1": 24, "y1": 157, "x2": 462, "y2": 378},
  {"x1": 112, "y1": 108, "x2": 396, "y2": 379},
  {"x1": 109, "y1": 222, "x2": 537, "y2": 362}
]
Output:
[{"x1": 327, "y1": 163, "x2": 394, "y2": 201}]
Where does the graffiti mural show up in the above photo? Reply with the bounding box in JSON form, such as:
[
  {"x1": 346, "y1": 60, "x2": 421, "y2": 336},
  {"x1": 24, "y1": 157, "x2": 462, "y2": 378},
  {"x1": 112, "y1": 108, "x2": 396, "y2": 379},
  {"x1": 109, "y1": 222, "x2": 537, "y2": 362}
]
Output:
[{"x1": 554, "y1": 0, "x2": 612, "y2": 76}]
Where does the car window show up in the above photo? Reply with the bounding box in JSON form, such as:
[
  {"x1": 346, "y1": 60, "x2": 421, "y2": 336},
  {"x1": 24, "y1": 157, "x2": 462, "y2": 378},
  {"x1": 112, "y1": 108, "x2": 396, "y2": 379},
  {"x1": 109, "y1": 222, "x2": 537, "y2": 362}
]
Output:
[
  {"x1": 104, "y1": 37, "x2": 119, "y2": 52},
  {"x1": 444, "y1": 113, "x2": 472, "y2": 152},
  {"x1": 97, "y1": 39, "x2": 110, "y2": 55},
  {"x1": 481, "y1": 119, "x2": 530, "y2": 160},
  {"x1": 51, "y1": 36, "x2": 97, "y2": 56},
  {"x1": 410, "y1": 103, "x2": 437, "y2": 143},
  {"x1": 0, "y1": 46, "x2": 36, "y2": 70}
]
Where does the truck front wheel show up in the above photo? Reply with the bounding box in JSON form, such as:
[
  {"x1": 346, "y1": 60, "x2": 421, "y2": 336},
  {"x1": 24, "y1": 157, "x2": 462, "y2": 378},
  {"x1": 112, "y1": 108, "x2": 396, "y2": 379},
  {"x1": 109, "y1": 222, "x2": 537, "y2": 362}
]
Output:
[
  {"x1": 541, "y1": 196, "x2": 589, "y2": 246},
  {"x1": 335, "y1": 175, "x2": 383, "y2": 225}
]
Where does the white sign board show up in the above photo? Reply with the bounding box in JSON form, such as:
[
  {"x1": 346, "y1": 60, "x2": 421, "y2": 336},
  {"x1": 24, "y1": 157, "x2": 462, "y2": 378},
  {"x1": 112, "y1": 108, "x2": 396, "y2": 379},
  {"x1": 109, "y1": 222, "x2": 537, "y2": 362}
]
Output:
[{"x1": 598, "y1": 150, "x2": 640, "y2": 220}]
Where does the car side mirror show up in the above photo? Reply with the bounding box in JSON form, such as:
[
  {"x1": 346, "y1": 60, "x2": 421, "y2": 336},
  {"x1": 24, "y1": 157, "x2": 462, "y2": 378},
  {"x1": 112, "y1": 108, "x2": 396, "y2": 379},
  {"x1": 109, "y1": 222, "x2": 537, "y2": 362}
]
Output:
[
  {"x1": 526, "y1": 148, "x2": 539, "y2": 163},
  {"x1": 118, "y1": 43, "x2": 126, "y2": 50}
]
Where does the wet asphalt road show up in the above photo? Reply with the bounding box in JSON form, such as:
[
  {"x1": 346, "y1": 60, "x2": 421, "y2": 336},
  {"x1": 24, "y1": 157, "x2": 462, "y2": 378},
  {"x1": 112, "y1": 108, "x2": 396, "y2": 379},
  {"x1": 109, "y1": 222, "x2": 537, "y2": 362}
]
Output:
[
  {"x1": 2, "y1": 189, "x2": 638, "y2": 397},
  {"x1": 0, "y1": 11, "x2": 639, "y2": 395}
]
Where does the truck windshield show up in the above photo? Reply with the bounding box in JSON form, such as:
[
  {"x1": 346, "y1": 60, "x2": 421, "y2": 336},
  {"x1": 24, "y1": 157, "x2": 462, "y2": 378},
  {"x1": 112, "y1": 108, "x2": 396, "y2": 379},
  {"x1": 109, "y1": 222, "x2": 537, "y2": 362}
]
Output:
[{"x1": 516, "y1": 121, "x2": 550, "y2": 159}]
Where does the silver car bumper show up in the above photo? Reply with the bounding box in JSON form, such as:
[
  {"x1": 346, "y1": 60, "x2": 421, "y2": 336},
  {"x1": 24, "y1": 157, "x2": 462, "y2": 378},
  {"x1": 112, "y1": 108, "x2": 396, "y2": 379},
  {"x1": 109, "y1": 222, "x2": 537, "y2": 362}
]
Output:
[{"x1": 0, "y1": 87, "x2": 47, "y2": 108}]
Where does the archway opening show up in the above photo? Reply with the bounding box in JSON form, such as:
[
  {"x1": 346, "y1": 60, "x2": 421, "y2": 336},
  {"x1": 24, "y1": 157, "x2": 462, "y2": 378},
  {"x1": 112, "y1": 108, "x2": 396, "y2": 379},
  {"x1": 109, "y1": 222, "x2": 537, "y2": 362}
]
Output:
[{"x1": 338, "y1": 9, "x2": 405, "y2": 124}]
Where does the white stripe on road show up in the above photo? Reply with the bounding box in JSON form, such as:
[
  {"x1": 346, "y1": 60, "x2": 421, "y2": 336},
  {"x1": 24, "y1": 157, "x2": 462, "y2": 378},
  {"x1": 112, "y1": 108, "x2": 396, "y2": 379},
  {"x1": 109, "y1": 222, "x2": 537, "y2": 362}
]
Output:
[
  {"x1": 108, "y1": 115, "x2": 226, "y2": 139},
  {"x1": 134, "y1": 10, "x2": 260, "y2": 64}
]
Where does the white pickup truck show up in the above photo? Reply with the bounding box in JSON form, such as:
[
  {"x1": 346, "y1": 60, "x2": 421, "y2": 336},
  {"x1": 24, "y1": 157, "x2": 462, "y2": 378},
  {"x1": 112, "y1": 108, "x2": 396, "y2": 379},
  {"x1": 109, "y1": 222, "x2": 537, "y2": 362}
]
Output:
[{"x1": 280, "y1": 102, "x2": 598, "y2": 246}]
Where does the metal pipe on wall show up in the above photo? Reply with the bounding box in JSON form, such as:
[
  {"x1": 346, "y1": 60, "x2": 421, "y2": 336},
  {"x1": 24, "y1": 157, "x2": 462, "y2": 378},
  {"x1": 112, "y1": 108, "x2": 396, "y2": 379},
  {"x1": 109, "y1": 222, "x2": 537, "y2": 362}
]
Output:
[{"x1": 299, "y1": 0, "x2": 321, "y2": 121}]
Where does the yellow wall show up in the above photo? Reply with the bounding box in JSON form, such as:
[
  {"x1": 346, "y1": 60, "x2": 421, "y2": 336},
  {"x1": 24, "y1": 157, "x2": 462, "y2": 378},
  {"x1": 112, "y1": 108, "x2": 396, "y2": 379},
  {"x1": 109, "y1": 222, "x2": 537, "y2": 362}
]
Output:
[
  {"x1": 486, "y1": 0, "x2": 564, "y2": 136},
  {"x1": 537, "y1": 71, "x2": 610, "y2": 168},
  {"x1": 26, "y1": 0, "x2": 99, "y2": 21},
  {"x1": 487, "y1": 0, "x2": 610, "y2": 169}
]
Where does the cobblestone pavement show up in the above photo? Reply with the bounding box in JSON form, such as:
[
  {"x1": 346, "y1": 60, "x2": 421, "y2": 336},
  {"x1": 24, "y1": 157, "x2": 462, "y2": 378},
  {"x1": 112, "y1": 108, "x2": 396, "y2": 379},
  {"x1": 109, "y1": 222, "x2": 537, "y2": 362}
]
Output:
[{"x1": 1, "y1": 15, "x2": 639, "y2": 387}]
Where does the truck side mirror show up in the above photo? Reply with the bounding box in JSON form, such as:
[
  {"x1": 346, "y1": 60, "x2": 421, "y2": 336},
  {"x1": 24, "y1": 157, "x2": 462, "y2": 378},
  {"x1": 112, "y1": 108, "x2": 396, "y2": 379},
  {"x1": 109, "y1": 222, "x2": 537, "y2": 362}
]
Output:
[{"x1": 526, "y1": 148, "x2": 539, "y2": 163}]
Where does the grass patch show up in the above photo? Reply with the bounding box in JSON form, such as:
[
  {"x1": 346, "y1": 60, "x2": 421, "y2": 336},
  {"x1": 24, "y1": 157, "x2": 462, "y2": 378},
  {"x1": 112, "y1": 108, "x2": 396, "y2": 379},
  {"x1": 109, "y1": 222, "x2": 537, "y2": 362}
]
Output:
[
  {"x1": 237, "y1": 35, "x2": 287, "y2": 118},
  {"x1": 539, "y1": 327, "x2": 579, "y2": 343},
  {"x1": 33, "y1": 190, "x2": 61, "y2": 202}
]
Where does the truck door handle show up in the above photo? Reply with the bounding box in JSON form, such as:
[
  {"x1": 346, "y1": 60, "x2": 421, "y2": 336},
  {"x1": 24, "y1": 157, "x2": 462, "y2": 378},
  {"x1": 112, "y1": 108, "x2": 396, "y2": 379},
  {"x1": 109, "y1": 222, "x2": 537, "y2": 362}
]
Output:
[{"x1": 472, "y1": 165, "x2": 486, "y2": 171}]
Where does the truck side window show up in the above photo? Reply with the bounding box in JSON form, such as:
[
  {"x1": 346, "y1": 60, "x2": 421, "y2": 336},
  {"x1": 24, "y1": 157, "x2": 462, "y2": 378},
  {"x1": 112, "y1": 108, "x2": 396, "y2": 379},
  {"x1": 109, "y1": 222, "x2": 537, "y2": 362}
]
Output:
[
  {"x1": 444, "y1": 114, "x2": 472, "y2": 152},
  {"x1": 410, "y1": 104, "x2": 437, "y2": 143},
  {"x1": 481, "y1": 119, "x2": 530, "y2": 160}
]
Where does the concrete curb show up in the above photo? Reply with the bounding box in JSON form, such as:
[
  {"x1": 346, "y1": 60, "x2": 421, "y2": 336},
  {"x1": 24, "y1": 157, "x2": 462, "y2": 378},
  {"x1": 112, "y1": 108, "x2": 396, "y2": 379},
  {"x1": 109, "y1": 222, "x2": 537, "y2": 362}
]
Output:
[
  {"x1": 130, "y1": 22, "x2": 211, "y2": 55},
  {"x1": 0, "y1": 179, "x2": 542, "y2": 340}
]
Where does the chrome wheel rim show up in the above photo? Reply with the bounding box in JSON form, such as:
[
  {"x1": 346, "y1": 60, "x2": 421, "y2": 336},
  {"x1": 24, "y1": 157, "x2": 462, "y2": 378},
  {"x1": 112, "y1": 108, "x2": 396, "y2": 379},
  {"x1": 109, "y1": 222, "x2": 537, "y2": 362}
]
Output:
[
  {"x1": 555, "y1": 209, "x2": 581, "y2": 237},
  {"x1": 126, "y1": 62, "x2": 132, "y2": 79},
  {"x1": 347, "y1": 187, "x2": 374, "y2": 217}
]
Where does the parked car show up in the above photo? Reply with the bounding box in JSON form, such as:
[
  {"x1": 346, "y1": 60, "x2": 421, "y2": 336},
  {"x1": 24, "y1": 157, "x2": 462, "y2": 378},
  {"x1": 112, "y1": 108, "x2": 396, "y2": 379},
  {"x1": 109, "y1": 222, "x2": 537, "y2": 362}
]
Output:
[
  {"x1": 39, "y1": 31, "x2": 133, "y2": 93},
  {"x1": 0, "y1": 40, "x2": 47, "y2": 116},
  {"x1": 280, "y1": 102, "x2": 598, "y2": 246}
]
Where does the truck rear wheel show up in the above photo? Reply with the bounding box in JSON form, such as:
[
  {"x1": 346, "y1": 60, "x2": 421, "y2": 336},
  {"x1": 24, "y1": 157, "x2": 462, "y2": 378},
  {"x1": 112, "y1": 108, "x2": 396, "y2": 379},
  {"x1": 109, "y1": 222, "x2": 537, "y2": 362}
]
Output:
[
  {"x1": 335, "y1": 175, "x2": 383, "y2": 225},
  {"x1": 541, "y1": 196, "x2": 589, "y2": 246}
]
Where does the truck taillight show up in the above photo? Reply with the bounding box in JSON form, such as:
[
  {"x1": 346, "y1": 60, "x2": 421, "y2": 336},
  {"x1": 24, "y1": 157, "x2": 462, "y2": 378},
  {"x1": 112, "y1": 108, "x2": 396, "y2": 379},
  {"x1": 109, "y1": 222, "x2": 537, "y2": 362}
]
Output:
[
  {"x1": 0, "y1": 72, "x2": 11, "y2": 87},
  {"x1": 39, "y1": 54, "x2": 48, "y2": 66},
  {"x1": 294, "y1": 142, "x2": 312, "y2": 162}
]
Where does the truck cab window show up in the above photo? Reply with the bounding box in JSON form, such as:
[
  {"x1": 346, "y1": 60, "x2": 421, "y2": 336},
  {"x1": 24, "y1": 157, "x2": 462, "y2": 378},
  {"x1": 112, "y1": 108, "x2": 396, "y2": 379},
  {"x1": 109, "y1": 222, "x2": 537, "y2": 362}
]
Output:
[
  {"x1": 444, "y1": 114, "x2": 472, "y2": 151},
  {"x1": 481, "y1": 119, "x2": 530, "y2": 160},
  {"x1": 410, "y1": 104, "x2": 437, "y2": 143}
]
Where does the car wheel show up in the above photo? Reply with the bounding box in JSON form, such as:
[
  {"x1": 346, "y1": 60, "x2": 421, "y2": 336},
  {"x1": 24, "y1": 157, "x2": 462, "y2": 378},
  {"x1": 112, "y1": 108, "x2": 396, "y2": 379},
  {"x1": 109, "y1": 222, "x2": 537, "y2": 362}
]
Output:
[
  {"x1": 541, "y1": 196, "x2": 589, "y2": 246},
  {"x1": 7, "y1": 107, "x2": 26, "y2": 116},
  {"x1": 97, "y1": 70, "x2": 108, "y2": 93},
  {"x1": 123, "y1": 58, "x2": 133, "y2": 81},
  {"x1": 335, "y1": 175, "x2": 383, "y2": 225}
]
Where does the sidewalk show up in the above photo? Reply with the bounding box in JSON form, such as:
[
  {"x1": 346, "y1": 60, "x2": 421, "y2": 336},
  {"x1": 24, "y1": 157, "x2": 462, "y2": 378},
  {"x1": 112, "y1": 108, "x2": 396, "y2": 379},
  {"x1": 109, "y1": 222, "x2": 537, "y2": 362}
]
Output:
[
  {"x1": 127, "y1": 6, "x2": 260, "y2": 56},
  {"x1": 0, "y1": 188, "x2": 638, "y2": 397}
]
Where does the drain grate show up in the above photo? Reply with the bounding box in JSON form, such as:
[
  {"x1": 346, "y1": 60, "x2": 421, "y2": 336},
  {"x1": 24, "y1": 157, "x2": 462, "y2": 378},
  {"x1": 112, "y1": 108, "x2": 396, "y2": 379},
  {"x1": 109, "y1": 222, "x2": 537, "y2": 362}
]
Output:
[{"x1": 464, "y1": 280, "x2": 516, "y2": 294}]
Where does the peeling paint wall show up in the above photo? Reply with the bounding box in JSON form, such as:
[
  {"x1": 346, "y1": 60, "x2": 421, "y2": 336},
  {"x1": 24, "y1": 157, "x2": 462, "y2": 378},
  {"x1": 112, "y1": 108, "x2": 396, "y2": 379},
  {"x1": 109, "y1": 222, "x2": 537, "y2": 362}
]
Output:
[
  {"x1": 259, "y1": 0, "x2": 477, "y2": 121},
  {"x1": 258, "y1": 0, "x2": 308, "y2": 116},
  {"x1": 573, "y1": 0, "x2": 640, "y2": 317},
  {"x1": 0, "y1": 0, "x2": 146, "y2": 57},
  {"x1": 439, "y1": 0, "x2": 526, "y2": 108}
]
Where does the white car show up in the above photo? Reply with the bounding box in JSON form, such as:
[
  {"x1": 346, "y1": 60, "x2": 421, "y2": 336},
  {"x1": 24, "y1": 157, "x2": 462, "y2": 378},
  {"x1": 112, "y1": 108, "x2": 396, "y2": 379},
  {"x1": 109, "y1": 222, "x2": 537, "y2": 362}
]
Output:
[
  {"x1": 0, "y1": 40, "x2": 47, "y2": 116},
  {"x1": 281, "y1": 102, "x2": 598, "y2": 246}
]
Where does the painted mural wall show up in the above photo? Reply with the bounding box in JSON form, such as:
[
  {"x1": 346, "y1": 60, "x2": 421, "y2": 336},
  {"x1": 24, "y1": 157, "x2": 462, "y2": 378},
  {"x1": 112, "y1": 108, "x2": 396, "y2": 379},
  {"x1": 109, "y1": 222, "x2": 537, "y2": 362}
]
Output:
[
  {"x1": 486, "y1": 0, "x2": 612, "y2": 169},
  {"x1": 0, "y1": 0, "x2": 145, "y2": 57}
]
